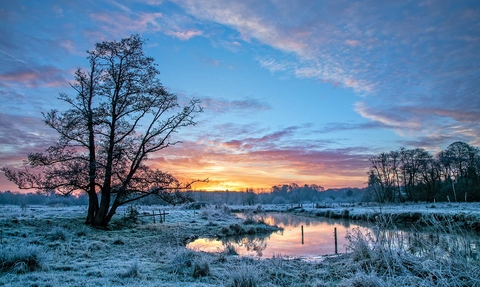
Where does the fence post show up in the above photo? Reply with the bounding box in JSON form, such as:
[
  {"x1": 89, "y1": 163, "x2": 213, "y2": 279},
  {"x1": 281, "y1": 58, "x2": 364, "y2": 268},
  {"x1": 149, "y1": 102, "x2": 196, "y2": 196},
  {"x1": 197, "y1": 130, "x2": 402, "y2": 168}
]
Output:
[
  {"x1": 152, "y1": 210, "x2": 156, "y2": 224},
  {"x1": 334, "y1": 227, "x2": 338, "y2": 254},
  {"x1": 301, "y1": 225, "x2": 304, "y2": 245},
  {"x1": 159, "y1": 210, "x2": 163, "y2": 223}
]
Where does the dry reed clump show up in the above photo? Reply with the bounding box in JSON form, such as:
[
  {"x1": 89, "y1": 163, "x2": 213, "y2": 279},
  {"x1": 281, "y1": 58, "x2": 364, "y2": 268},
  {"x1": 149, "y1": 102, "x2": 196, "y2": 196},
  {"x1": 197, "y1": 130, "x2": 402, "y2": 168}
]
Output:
[
  {"x1": 75, "y1": 224, "x2": 91, "y2": 237},
  {"x1": 47, "y1": 226, "x2": 69, "y2": 241},
  {"x1": 0, "y1": 244, "x2": 45, "y2": 273},
  {"x1": 344, "y1": 213, "x2": 480, "y2": 286},
  {"x1": 227, "y1": 263, "x2": 263, "y2": 287},
  {"x1": 119, "y1": 260, "x2": 141, "y2": 278},
  {"x1": 192, "y1": 257, "x2": 210, "y2": 278},
  {"x1": 165, "y1": 247, "x2": 212, "y2": 279}
]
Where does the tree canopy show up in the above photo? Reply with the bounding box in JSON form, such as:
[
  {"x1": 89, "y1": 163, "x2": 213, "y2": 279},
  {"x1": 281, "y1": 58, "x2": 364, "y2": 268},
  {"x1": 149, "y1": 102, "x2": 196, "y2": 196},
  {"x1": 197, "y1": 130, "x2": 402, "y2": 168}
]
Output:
[{"x1": 2, "y1": 35, "x2": 203, "y2": 226}]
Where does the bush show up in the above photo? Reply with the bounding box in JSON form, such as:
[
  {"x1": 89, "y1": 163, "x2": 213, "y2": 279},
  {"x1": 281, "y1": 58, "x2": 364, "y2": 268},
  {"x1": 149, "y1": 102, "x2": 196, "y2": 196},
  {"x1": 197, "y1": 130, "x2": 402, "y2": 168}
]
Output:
[
  {"x1": 0, "y1": 244, "x2": 45, "y2": 273},
  {"x1": 48, "y1": 226, "x2": 69, "y2": 241},
  {"x1": 166, "y1": 248, "x2": 195, "y2": 275},
  {"x1": 75, "y1": 225, "x2": 91, "y2": 237},
  {"x1": 192, "y1": 257, "x2": 210, "y2": 278},
  {"x1": 126, "y1": 204, "x2": 140, "y2": 222}
]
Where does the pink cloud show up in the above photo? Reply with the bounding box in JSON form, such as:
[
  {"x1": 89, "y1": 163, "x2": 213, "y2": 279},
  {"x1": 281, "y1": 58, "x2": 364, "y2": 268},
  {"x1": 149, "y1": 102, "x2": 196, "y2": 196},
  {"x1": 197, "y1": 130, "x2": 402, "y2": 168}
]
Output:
[{"x1": 0, "y1": 66, "x2": 68, "y2": 88}]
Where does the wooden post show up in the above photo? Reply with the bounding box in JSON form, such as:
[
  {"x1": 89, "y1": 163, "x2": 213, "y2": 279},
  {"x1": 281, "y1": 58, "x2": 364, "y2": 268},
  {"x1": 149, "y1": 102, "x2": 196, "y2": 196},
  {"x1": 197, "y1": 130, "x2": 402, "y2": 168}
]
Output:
[
  {"x1": 163, "y1": 210, "x2": 166, "y2": 222},
  {"x1": 159, "y1": 210, "x2": 163, "y2": 223},
  {"x1": 301, "y1": 225, "x2": 304, "y2": 245},
  {"x1": 334, "y1": 227, "x2": 338, "y2": 254},
  {"x1": 153, "y1": 210, "x2": 156, "y2": 223}
]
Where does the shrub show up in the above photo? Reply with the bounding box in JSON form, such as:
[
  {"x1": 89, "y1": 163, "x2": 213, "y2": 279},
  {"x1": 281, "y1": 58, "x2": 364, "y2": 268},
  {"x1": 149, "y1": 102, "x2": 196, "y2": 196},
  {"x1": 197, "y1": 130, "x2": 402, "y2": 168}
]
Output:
[
  {"x1": 75, "y1": 225, "x2": 91, "y2": 237},
  {"x1": 243, "y1": 214, "x2": 256, "y2": 225},
  {"x1": 192, "y1": 257, "x2": 210, "y2": 278},
  {"x1": 229, "y1": 224, "x2": 246, "y2": 235},
  {"x1": 48, "y1": 226, "x2": 69, "y2": 241},
  {"x1": 166, "y1": 248, "x2": 195, "y2": 274},
  {"x1": 0, "y1": 244, "x2": 45, "y2": 273},
  {"x1": 126, "y1": 204, "x2": 140, "y2": 223}
]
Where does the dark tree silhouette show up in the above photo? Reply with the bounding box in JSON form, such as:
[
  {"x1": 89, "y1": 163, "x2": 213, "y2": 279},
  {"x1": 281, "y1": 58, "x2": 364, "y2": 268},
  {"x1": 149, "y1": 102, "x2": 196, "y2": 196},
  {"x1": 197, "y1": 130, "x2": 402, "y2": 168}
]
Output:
[
  {"x1": 2, "y1": 35, "x2": 203, "y2": 226},
  {"x1": 368, "y1": 142, "x2": 480, "y2": 203}
]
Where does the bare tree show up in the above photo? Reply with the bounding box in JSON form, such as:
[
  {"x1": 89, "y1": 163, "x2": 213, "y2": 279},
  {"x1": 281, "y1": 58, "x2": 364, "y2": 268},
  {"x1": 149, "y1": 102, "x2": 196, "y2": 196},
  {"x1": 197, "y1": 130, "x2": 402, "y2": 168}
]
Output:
[
  {"x1": 368, "y1": 152, "x2": 402, "y2": 203},
  {"x1": 2, "y1": 35, "x2": 203, "y2": 226}
]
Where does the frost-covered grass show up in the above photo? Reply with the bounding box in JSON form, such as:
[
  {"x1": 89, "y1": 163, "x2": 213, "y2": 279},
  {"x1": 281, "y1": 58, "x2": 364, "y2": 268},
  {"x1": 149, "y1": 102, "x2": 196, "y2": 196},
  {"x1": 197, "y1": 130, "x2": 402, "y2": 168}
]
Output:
[
  {"x1": 341, "y1": 214, "x2": 480, "y2": 286},
  {"x1": 1, "y1": 203, "x2": 479, "y2": 286}
]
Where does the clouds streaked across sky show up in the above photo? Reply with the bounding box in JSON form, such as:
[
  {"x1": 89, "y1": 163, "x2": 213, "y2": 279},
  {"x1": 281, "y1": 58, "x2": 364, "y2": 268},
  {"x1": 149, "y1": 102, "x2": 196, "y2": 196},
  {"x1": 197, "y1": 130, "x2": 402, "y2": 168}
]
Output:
[{"x1": 1, "y1": 0, "x2": 479, "y2": 191}]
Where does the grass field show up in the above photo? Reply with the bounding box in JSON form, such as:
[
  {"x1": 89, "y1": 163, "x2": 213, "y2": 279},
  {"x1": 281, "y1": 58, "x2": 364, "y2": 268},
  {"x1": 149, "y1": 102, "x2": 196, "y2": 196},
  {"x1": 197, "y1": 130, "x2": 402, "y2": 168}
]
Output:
[{"x1": 1, "y1": 203, "x2": 479, "y2": 286}]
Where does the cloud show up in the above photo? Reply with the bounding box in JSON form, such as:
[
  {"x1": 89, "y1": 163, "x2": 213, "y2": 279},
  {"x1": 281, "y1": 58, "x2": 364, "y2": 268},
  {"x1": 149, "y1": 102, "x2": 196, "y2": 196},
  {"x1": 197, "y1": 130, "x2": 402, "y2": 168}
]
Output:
[
  {"x1": 257, "y1": 58, "x2": 289, "y2": 73},
  {"x1": 88, "y1": 1, "x2": 205, "y2": 41},
  {"x1": 164, "y1": 29, "x2": 202, "y2": 40},
  {"x1": 149, "y1": 127, "x2": 371, "y2": 190},
  {"x1": 0, "y1": 65, "x2": 68, "y2": 88},
  {"x1": 172, "y1": 0, "x2": 480, "y2": 145},
  {"x1": 0, "y1": 113, "x2": 57, "y2": 165},
  {"x1": 201, "y1": 97, "x2": 271, "y2": 114},
  {"x1": 90, "y1": 12, "x2": 163, "y2": 37}
]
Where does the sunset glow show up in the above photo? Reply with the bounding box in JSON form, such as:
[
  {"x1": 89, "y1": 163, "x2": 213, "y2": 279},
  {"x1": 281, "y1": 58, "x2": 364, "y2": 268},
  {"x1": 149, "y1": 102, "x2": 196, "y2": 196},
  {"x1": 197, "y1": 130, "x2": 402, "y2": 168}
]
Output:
[{"x1": 1, "y1": 1, "x2": 479, "y2": 192}]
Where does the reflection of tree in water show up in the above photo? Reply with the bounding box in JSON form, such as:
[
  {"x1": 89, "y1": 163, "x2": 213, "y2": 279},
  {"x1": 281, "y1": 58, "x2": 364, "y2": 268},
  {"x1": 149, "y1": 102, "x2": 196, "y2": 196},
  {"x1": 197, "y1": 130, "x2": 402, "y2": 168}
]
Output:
[
  {"x1": 221, "y1": 234, "x2": 272, "y2": 257},
  {"x1": 369, "y1": 224, "x2": 480, "y2": 260}
]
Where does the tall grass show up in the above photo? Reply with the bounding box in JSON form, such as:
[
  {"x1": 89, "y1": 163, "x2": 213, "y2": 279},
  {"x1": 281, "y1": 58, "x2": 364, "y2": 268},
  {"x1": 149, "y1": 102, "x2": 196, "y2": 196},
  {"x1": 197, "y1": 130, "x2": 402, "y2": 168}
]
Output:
[
  {"x1": 344, "y1": 214, "x2": 480, "y2": 286},
  {"x1": 0, "y1": 244, "x2": 45, "y2": 273}
]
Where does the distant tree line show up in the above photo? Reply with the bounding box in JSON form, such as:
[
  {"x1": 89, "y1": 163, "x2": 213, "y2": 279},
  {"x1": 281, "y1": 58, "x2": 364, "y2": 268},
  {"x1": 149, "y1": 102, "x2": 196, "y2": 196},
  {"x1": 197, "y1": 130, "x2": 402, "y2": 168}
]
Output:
[
  {"x1": 0, "y1": 184, "x2": 367, "y2": 207},
  {"x1": 0, "y1": 190, "x2": 88, "y2": 206},
  {"x1": 183, "y1": 184, "x2": 367, "y2": 206},
  {"x1": 368, "y1": 141, "x2": 480, "y2": 203}
]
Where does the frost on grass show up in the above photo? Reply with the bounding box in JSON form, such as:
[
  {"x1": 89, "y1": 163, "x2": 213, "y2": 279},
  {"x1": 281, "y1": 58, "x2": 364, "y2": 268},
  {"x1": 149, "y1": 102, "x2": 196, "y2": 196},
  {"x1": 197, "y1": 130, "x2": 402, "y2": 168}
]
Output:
[
  {"x1": 0, "y1": 244, "x2": 45, "y2": 273},
  {"x1": 342, "y1": 214, "x2": 480, "y2": 286},
  {"x1": 1, "y1": 204, "x2": 479, "y2": 287},
  {"x1": 227, "y1": 263, "x2": 263, "y2": 287}
]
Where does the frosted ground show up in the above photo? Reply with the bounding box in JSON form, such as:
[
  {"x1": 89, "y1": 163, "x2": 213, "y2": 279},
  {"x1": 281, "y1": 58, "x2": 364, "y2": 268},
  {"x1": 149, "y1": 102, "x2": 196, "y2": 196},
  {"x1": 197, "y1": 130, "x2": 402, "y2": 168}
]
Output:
[{"x1": 1, "y1": 203, "x2": 480, "y2": 286}]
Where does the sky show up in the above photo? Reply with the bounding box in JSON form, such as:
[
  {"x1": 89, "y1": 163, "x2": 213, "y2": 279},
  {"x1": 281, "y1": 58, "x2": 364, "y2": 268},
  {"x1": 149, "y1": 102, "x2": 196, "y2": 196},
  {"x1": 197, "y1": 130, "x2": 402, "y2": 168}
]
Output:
[{"x1": 0, "y1": 0, "x2": 479, "y2": 192}]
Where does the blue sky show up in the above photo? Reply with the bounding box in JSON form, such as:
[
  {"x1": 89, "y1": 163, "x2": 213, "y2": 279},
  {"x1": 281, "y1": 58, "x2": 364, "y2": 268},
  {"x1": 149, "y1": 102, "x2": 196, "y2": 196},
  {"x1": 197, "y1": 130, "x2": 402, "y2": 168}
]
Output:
[{"x1": 1, "y1": 0, "x2": 479, "y2": 191}]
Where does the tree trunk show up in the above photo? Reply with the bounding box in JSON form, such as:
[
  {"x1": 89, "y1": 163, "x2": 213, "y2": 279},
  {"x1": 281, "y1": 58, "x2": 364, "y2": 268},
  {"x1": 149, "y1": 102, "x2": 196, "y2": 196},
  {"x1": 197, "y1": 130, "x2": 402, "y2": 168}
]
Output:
[
  {"x1": 103, "y1": 199, "x2": 120, "y2": 226},
  {"x1": 94, "y1": 188, "x2": 111, "y2": 226},
  {"x1": 85, "y1": 191, "x2": 99, "y2": 224}
]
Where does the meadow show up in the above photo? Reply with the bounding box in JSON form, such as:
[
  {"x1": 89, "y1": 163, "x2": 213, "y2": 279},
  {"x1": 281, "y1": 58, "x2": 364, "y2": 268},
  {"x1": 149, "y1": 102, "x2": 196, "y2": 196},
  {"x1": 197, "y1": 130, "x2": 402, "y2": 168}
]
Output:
[{"x1": 1, "y1": 203, "x2": 480, "y2": 286}]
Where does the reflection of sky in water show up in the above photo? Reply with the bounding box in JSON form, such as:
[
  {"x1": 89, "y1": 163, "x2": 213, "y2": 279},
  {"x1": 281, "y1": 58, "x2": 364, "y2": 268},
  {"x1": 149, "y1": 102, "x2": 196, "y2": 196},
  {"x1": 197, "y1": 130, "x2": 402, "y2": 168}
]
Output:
[{"x1": 187, "y1": 213, "x2": 370, "y2": 258}]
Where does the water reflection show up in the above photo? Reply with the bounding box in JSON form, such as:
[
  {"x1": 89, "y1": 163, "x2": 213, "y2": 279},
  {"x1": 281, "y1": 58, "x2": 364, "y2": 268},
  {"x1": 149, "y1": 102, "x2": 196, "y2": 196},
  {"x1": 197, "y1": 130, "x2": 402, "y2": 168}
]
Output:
[
  {"x1": 187, "y1": 213, "x2": 480, "y2": 259},
  {"x1": 187, "y1": 213, "x2": 367, "y2": 258}
]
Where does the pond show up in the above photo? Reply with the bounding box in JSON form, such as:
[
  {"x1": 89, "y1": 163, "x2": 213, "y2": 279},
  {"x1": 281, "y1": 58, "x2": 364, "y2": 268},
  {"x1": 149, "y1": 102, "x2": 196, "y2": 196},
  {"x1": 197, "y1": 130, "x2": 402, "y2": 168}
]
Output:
[
  {"x1": 187, "y1": 213, "x2": 369, "y2": 258},
  {"x1": 187, "y1": 212, "x2": 480, "y2": 259}
]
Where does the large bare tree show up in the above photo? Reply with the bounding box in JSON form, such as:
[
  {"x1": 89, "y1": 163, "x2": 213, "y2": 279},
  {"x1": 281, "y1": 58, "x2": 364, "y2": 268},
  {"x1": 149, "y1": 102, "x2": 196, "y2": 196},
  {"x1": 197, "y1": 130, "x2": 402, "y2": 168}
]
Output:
[{"x1": 2, "y1": 35, "x2": 203, "y2": 226}]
